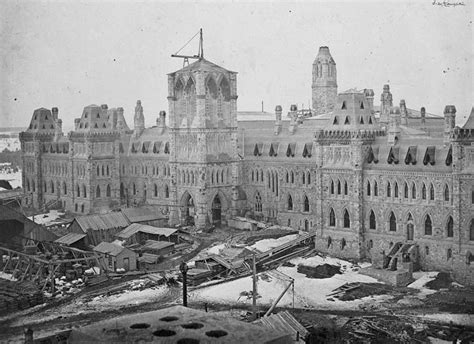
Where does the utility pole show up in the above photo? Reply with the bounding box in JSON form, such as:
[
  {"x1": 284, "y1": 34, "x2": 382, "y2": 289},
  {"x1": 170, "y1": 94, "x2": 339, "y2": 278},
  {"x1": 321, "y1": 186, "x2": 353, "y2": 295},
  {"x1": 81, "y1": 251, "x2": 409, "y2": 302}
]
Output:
[
  {"x1": 252, "y1": 253, "x2": 257, "y2": 320},
  {"x1": 180, "y1": 261, "x2": 189, "y2": 307}
]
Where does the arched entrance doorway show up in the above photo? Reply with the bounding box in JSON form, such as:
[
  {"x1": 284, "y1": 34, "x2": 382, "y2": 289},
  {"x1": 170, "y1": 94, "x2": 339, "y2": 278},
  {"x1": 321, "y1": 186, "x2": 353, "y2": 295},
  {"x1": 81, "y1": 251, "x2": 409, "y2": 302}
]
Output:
[
  {"x1": 181, "y1": 192, "x2": 195, "y2": 225},
  {"x1": 211, "y1": 195, "x2": 222, "y2": 226},
  {"x1": 406, "y1": 213, "x2": 414, "y2": 241}
]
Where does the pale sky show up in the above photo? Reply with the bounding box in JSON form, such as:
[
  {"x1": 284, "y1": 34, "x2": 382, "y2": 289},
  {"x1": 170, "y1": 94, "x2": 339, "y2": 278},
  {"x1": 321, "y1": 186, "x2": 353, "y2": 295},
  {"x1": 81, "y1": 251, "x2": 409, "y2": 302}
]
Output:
[{"x1": 0, "y1": 0, "x2": 472, "y2": 129}]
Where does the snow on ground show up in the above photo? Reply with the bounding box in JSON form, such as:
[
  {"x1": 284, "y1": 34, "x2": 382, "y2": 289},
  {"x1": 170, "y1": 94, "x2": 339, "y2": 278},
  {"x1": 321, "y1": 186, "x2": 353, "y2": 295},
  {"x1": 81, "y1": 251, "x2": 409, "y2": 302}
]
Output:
[
  {"x1": 0, "y1": 272, "x2": 17, "y2": 281},
  {"x1": 250, "y1": 234, "x2": 299, "y2": 252},
  {"x1": 87, "y1": 285, "x2": 169, "y2": 307},
  {"x1": 0, "y1": 169, "x2": 22, "y2": 188},
  {"x1": 408, "y1": 271, "x2": 439, "y2": 298},
  {"x1": 28, "y1": 210, "x2": 65, "y2": 226},
  {"x1": 191, "y1": 253, "x2": 390, "y2": 311},
  {"x1": 0, "y1": 137, "x2": 20, "y2": 152},
  {"x1": 420, "y1": 313, "x2": 474, "y2": 327}
]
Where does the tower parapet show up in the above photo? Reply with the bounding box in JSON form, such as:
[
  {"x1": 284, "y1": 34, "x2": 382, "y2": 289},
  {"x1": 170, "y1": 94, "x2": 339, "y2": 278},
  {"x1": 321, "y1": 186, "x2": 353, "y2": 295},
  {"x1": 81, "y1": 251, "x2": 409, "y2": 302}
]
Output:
[{"x1": 312, "y1": 46, "x2": 337, "y2": 115}]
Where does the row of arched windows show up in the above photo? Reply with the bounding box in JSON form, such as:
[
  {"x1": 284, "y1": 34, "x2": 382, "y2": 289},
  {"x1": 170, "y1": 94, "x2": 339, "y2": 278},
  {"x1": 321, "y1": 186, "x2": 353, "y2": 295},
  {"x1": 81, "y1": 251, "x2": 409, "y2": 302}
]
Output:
[
  {"x1": 286, "y1": 194, "x2": 310, "y2": 212},
  {"x1": 329, "y1": 208, "x2": 351, "y2": 228},
  {"x1": 95, "y1": 184, "x2": 112, "y2": 198},
  {"x1": 367, "y1": 180, "x2": 451, "y2": 202},
  {"x1": 120, "y1": 182, "x2": 169, "y2": 199},
  {"x1": 76, "y1": 184, "x2": 87, "y2": 198},
  {"x1": 330, "y1": 179, "x2": 349, "y2": 195},
  {"x1": 123, "y1": 164, "x2": 170, "y2": 177},
  {"x1": 96, "y1": 164, "x2": 110, "y2": 177},
  {"x1": 210, "y1": 168, "x2": 230, "y2": 185},
  {"x1": 42, "y1": 162, "x2": 68, "y2": 176}
]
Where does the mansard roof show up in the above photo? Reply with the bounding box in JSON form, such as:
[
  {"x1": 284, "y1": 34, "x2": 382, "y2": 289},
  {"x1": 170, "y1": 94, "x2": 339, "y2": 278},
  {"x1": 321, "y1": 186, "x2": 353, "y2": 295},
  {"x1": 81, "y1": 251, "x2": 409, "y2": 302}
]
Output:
[
  {"x1": 27, "y1": 107, "x2": 62, "y2": 133},
  {"x1": 74, "y1": 104, "x2": 130, "y2": 133}
]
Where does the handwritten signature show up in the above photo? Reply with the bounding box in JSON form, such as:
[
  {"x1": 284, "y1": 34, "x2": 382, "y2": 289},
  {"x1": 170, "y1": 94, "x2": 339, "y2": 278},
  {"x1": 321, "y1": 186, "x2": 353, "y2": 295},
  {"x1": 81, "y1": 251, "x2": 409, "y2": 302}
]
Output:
[{"x1": 432, "y1": 0, "x2": 465, "y2": 7}]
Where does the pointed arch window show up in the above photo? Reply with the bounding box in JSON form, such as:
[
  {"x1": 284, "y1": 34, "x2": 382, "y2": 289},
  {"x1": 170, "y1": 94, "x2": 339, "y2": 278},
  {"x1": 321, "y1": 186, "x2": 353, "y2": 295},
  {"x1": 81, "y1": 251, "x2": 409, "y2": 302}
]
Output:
[
  {"x1": 422, "y1": 183, "x2": 427, "y2": 200},
  {"x1": 287, "y1": 194, "x2": 293, "y2": 211},
  {"x1": 447, "y1": 216, "x2": 453, "y2": 237},
  {"x1": 303, "y1": 195, "x2": 310, "y2": 212},
  {"x1": 367, "y1": 181, "x2": 371, "y2": 196},
  {"x1": 344, "y1": 116, "x2": 350, "y2": 124},
  {"x1": 430, "y1": 184, "x2": 435, "y2": 200},
  {"x1": 329, "y1": 208, "x2": 336, "y2": 227},
  {"x1": 337, "y1": 180, "x2": 341, "y2": 194},
  {"x1": 330, "y1": 180, "x2": 335, "y2": 194},
  {"x1": 106, "y1": 184, "x2": 111, "y2": 197},
  {"x1": 290, "y1": 171, "x2": 294, "y2": 184},
  {"x1": 302, "y1": 173, "x2": 306, "y2": 185},
  {"x1": 394, "y1": 182, "x2": 399, "y2": 198},
  {"x1": 76, "y1": 184, "x2": 80, "y2": 197},
  {"x1": 165, "y1": 185, "x2": 169, "y2": 198},
  {"x1": 50, "y1": 181, "x2": 55, "y2": 194},
  {"x1": 307, "y1": 172, "x2": 311, "y2": 185},
  {"x1": 120, "y1": 183, "x2": 125, "y2": 198},
  {"x1": 154, "y1": 184, "x2": 158, "y2": 197},
  {"x1": 96, "y1": 185, "x2": 101, "y2": 198},
  {"x1": 369, "y1": 210, "x2": 376, "y2": 230},
  {"x1": 82, "y1": 185, "x2": 87, "y2": 198},
  {"x1": 255, "y1": 192, "x2": 263, "y2": 212},
  {"x1": 423, "y1": 215, "x2": 433, "y2": 235},
  {"x1": 341, "y1": 101, "x2": 346, "y2": 110},
  {"x1": 97, "y1": 165, "x2": 100, "y2": 176},
  {"x1": 343, "y1": 209, "x2": 350, "y2": 228},
  {"x1": 444, "y1": 184, "x2": 450, "y2": 202},
  {"x1": 344, "y1": 181, "x2": 348, "y2": 195},
  {"x1": 387, "y1": 182, "x2": 391, "y2": 197},
  {"x1": 412, "y1": 183, "x2": 417, "y2": 199},
  {"x1": 133, "y1": 183, "x2": 136, "y2": 195},
  {"x1": 374, "y1": 181, "x2": 378, "y2": 196},
  {"x1": 251, "y1": 170, "x2": 254, "y2": 182},
  {"x1": 389, "y1": 212, "x2": 397, "y2": 231}
]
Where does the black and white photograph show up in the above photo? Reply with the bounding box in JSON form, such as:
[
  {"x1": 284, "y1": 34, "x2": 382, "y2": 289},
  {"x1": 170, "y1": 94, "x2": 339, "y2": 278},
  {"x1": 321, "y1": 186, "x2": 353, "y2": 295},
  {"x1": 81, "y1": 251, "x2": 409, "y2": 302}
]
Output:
[{"x1": 0, "y1": 0, "x2": 473, "y2": 342}]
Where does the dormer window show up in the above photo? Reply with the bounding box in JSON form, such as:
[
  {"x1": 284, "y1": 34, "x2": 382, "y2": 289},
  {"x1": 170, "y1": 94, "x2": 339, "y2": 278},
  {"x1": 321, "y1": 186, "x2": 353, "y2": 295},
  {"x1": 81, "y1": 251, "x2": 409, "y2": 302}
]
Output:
[
  {"x1": 369, "y1": 117, "x2": 373, "y2": 124},
  {"x1": 85, "y1": 123, "x2": 88, "y2": 128},
  {"x1": 85, "y1": 113, "x2": 88, "y2": 118},
  {"x1": 97, "y1": 113, "x2": 100, "y2": 118},
  {"x1": 341, "y1": 101, "x2": 346, "y2": 110},
  {"x1": 360, "y1": 116, "x2": 364, "y2": 124},
  {"x1": 360, "y1": 101, "x2": 364, "y2": 109},
  {"x1": 333, "y1": 116, "x2": 338, "y2": 125},
  {"x1": 344, "y1": 116, "x2": 350, "y2": 125},
  {"x1": 45, "y1": 115, "x2": 48, "y2": 120},
  {"x1": 103, "y1": 123, "x2": 107, "y2": 128},
  {"x1": 94, "y1": 123, "x2": 98, "y2": 128}
]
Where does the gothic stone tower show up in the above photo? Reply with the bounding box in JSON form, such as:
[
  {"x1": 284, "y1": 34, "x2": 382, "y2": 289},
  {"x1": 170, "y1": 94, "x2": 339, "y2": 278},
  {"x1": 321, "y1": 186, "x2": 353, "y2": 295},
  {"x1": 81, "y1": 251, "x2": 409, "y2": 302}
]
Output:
[
  {"x1": 312, "y1": 46, "x2": 338, "y2": 115},
  {"x1": 167, "y1": 59, "x2": 240, "y2": 230}
]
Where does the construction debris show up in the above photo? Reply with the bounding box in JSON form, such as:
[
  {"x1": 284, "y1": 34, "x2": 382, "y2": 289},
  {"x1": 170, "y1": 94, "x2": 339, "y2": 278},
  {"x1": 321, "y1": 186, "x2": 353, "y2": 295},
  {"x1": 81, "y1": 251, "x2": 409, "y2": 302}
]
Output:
[
  {"x1": 0, "y1": 279, "x2": 44, "y2": 314},
  {"x1": 297, "y1": 263, "x2": 341, "y2": 279}
]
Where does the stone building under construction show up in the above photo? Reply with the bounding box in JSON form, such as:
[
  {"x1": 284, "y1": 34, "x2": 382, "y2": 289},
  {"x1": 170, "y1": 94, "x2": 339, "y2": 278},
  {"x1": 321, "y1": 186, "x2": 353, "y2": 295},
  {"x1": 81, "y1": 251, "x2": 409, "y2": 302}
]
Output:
[{"x1": 20, "y1": 46, "x2": 474, "y2": 283}]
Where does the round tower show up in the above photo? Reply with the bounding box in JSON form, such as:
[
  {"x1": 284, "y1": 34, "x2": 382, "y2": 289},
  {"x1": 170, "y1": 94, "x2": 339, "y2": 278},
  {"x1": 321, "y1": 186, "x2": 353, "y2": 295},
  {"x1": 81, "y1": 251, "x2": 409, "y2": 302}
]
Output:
[{"x1": 312, "y1": 46, "x2": 337, "y2": 115}]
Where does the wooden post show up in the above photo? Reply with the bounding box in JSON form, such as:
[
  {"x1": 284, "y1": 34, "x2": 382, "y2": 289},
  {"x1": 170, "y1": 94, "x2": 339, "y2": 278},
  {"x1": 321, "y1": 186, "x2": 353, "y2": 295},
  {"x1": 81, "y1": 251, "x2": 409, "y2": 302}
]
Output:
[{"x1": 252, "y1": 253, "x2": 257, "y2": 320}]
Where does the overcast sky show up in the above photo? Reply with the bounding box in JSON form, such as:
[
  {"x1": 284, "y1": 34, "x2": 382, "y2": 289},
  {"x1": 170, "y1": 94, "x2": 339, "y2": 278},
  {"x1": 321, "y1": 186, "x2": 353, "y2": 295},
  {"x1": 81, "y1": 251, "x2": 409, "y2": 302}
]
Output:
[{"x1": 0, "y1": 0, "x2": 472, "y2": 129}]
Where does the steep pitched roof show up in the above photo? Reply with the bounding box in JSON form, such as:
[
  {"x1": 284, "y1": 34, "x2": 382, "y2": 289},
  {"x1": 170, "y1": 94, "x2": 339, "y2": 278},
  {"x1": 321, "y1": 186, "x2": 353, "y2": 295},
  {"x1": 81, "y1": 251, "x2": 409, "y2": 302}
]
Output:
[
  {"x1": 93, "y1": 242, "x2": 128, "y2": 256},
  {"x1": 74, "y1": 212, "x2": 130, "y2": 232},
  {"x1": 462, "y1": 107, "x2": 474, "y2": 129}
]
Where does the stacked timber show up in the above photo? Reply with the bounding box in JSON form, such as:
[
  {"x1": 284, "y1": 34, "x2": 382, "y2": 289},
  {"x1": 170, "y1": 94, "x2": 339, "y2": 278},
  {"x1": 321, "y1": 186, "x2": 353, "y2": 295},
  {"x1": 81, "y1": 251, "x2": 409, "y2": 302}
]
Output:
[{"x1": 0, "y1": 279, "x2": 43, "y2": 314}]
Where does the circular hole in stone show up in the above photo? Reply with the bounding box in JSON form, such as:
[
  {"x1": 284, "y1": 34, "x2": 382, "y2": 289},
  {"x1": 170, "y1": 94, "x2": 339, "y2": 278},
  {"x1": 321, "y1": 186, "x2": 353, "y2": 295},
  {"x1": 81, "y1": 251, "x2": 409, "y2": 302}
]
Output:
[
  {"x1": 153, "y1": 329, "x2": 176, "y2": 337},
  {"x1": 177, "y1": 339, "x2": 200, "y2": 344},
  {"x1": 206, "y1": 330, "x2": 228, "y2": 338},
  {"x1": 159, "y1": 316, "x2": 179, "y2": 322},
  {"x1": 130, "y1": 323, "x2": 150, "y2": 329},
  {"x1": 181, "y1": 322, "x2": 204, "y2": 329}
]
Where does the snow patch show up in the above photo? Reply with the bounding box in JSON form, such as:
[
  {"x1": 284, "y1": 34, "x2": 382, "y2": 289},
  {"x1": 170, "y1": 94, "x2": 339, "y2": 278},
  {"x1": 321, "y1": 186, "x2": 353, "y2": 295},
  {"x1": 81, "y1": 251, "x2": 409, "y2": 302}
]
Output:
[
  {"x1": 28, "y1": 210, "x2": 65, "y2": 226},
  {"x1": 250, "y1": 234, "x2": 299, "y2": 252}
]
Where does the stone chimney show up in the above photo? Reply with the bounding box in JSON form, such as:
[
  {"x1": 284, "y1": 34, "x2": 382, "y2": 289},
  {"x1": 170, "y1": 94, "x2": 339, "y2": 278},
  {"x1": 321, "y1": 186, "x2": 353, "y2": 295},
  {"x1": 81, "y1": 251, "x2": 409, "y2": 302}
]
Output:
[
  {"x1": 387, "y1": 106, "x2": 401, "y2": 145},
  {"x1": 400, "y1": 99, "x2": 408, "y2": 126},
  {"x1": 52, "y1": 107, "x2": 59, "y2": 121},
  {"x1": 134, "y1": 100, "x2": 145, "y2": 137},
  {"x1": 364, "y1": 89, "x2": 375, "y2": 114},
  {"x1": 444, "y1": 105, "x2": 456, "y2": 144},
  {"x1": 288, "y1": 104, "x2": 298, "y2": 135},
  {"x1": 380, "y1": 84, "x2": 393, "y2": 123},
  {"x1": 274, "y1": 105, "x2": 282, "y2": 135},
  {"x1": 158, "y1": 110, "x2": 166, "y2": 134}
]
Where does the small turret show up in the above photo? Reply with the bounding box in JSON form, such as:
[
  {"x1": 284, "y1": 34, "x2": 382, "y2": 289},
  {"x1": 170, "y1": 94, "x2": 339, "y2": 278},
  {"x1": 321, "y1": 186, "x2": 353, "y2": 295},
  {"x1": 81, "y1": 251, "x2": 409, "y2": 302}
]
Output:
[
  {"x1": 134, "y1": 100, "x2": 145, "y2": 137},
  {"x1": 274, "y1": 105, "x2": 282, "y2": 135},
  {"x1": 312, "y1": 46, "x2": 337, "y2": 115},
  {"x1": 52, "y1": 107, "x2": 59, "y2": 120},
  {"x1": 400, "y1": 99, "x2": 408, "y2": 126},
  {"x1": 380, "y1": 84, "x2": 393, "y2": 123},
  {"x1": 363, "y1": 89, "x2": 375, "y2": 114},
  {"x1": 158, "y1": 110, "x2": 166, "y2": 134},
  {"x1": 444, "y1": 105, "x2": 456, "y2": 144},
  {"x1": 388, "y1": 106, "x2": 401, "y2": 145}
]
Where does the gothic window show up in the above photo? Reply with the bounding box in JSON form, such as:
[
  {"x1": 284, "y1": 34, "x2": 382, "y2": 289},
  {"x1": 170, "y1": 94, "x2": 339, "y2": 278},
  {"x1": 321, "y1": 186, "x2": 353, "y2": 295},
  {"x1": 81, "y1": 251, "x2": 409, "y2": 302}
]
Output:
[
  {"x1": 424, "y1": 215, "x2": 432, "y2": 235},
  {"x1": 344, "y1": 181, "x2": 348, "y2": 195},
  {"x1": 302, "y1": 173, "x2": 305, "y2": 185},
  {"x1": 344, "y1": 116, "x2": 350, "y2": 124},
  {"x1": 120, "y1": 183, "x2": 125, "y2": 198},
  {"x1": 444, "y1": 184, "x2": 450, "y2": 202},
  {"x1": 469, "y1": 219, "x2": 474, "y2": 241},
  {"x1": 287, "y1": 195, "x2": 293, "y2": 211},
  {"x1": 143, "y1": 184, "x2": 147, "y2": 198},
  {"x1": 254, "y1": 170, "x2": 257, "y2": 183},
  {"x1": 82, "y1": 185, "x2": 87, "y2": 198},
  {"x1": 329, "y1": 208, "x2": 336, "y2": 227},
  {"x1": 367, "y1": 181, "x2": 371, "y2": 196},
  {"x1": 165, "y1": 185, "x2": 169, "y2": 198},
  {"x1": 447, "y1": 248, "x2": 452, "y2": 260},
  {"x1": 330, "y1": 180, "x2": 335, "y2": 194},
  {"x1": 96, "y1": 185, "x2": 101, "y2": 198},
  {"x1": 81, "y1": 204, "x2": 84, "y2": 213},
  {"x1": 221, "y1": 170, "x2": 224, "y2": 184},
  {"x1": 447, "y1": 216, "x2": 454, "y2": 237},
  {"x1": 307, "y1": 172, "x2": 311, "y2": 185},
  {"x1": 26, "y1": 179, "x2": 30, "y2": 192},
  {"x1": 255, "y1": 192, "x2": 262, "y2": 212},
  {"x1": 394, "y1": 182, "x2": 398, "y2": 198},
  {"x1": 389, "y1": 212, "x2": 396, "y2": 231},
  {"x1": 75, "y1": 204, "x2": 78, "y2": 212},
  {"x1": 422, "y1": 183, "x2": 427, "y2": 200},
  {"x1": 341, "y1": 101, "x2": 346, "y2": 110},
  {"x1": 107, "y1": 165, "x2": 110, "y2": 176},
  {"x1": 337, "y1": 180, "x2": 341, "y2": 194},
  {"x1": 343, "y1": 209, "x2": 350, "y2": 228},
  {"x1": 154, "y1": 184, "x2": 158, "y2": 197},
  {"x1": 285, "y1": 171, "x2": 289, "y2": 183},
  {"x1": 412, "y1": 183, "x2": 417, "y2": 199},
  {"x1": 369, "y1": 210, "x2": 376, "y2": 230},
  {"x1": 387, "y1": 182, "x2": 391, "y2": 197},
  {"x1": 133, "y1": 183, "x2": 136, "y2": 195},
  {"x1": 471, "y1": 189, "x2": 474, "y2": 204},
  {"x1": 97, "y1": 165, "x2": 100, "y2": 176},
  {"x1": 374, "y1": 181, "x2": 378, "y2": 196},
  {"x1": 360, "y1": 116, "x2": 364, "y2": 124},
  {"x1": 63, "y1": 182, "x2": 67, "y2": 195},
  {"x1": 76, "y1": 184, "x2": 80, "y2": 197},
  {"x1": 291, "y1": 171, "x2": 294, "y2": 184},
  {"x1": 369, "y1": 117, "x2": 373, "y2": 124},
  {"x1": 304, "y1": 195, "x2": 310, "y2": 212},
  {"x1": 360, "y1": 101, "x2": 364, "y2": 109},
  {"x1": 106, "y1": 184, "x2": 111, "y2": 197},
  {"x1": 333, "y1": 116, "x2": 338, "y2": 125},
  {"x1": 50, "y1": 181, "x2": 54, "y2": 194},
  {"x1": 430, "y1": 183, "x2": 435, "y2": 200},
  {"x1": 260, "y1": 170, "x2": 264, "y2": 182}
]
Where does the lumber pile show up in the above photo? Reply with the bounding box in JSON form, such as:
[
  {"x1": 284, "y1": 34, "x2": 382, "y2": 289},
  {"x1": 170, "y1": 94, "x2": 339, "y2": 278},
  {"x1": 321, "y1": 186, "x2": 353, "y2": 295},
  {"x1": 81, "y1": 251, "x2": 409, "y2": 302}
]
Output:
[{"x1": 0, "y1": 279, "x2": 43, "y2": 314}]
